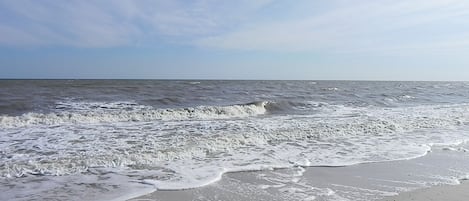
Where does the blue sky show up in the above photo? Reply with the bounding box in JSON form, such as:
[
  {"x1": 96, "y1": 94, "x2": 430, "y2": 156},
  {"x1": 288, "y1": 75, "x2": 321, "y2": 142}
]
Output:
[{"x1": 1, "y1": 0, "x2": 469, "y2": 80}]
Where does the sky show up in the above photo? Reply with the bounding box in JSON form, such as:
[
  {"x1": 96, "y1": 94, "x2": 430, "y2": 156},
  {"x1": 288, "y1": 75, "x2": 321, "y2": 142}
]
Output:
[{"x1": 1, "y1": 0, "x2": 469, "y2": 80}]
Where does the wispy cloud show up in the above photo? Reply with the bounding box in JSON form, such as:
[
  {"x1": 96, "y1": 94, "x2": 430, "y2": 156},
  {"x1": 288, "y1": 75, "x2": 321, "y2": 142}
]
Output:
[
  {"x1": 1, "y1": 0, "x2": 468, "y2": 55},
  {"x1": 196, "y1": 0, "x2": 469, "y2": 54},
  {"x1": 0, "y1": 0, "x2": 140, "y2": 47},
  {"x1": 0, "y1": 0, "x2": 273, "y2": 47}
]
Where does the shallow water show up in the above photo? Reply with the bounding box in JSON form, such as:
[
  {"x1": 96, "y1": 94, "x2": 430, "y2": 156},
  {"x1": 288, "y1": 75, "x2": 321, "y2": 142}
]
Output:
[{"x1": 1, "y1": 80, "x2": 469, "y2": 200}]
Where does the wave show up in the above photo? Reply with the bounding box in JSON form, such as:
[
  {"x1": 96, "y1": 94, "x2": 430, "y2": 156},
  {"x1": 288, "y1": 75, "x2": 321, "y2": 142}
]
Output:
[
  {"x1": 0, "y1": 101, "x2": 32, "y2": 115},
  {"x1": 3, "y1": 103, "x2": 469, "y2": 191},
  {"x1": 0, "y1": 101, "x2": 268, "y2": 128},
  {"x1": 322, "y1": 87, "x2": 339, "y2": 91},
  {"x1": 264, "y1": 100, "x2": 330, "y2": 113},
  {"x1": 0, "y1": 100, "x2": 334, "y2": 128}
]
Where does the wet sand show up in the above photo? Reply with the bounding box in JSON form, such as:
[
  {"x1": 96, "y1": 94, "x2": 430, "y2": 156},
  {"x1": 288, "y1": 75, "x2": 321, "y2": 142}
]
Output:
[
  {"x1": 128, "y1": 144, "x2": 469, "y2": 201},
  {"x1": 381, "y1": 181, "x2": 469, "y2": 201}
]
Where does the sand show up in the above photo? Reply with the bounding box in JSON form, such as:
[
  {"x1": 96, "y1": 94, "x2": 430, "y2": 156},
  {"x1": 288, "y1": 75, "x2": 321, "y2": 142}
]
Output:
[
  {"x1": 129, "y1": 144, "x2": 469, "y2": 201},
  {"x1": 381, "y1": 181, "x2": 469, "y2": 201}
]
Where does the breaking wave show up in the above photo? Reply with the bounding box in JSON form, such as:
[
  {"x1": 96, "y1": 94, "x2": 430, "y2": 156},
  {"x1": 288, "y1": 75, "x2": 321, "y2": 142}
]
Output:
[{"x1": 0, "y1": 101, "x2": 269, "y2": 128}]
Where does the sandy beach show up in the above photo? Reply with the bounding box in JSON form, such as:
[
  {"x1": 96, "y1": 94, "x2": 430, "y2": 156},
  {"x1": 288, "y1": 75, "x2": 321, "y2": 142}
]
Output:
[
  {"x1": 381, "y1": 181, "x2": 469, "y2": 201},
  {"x1": 129, "y1": 143, "x2": 469, "y2": 201}
]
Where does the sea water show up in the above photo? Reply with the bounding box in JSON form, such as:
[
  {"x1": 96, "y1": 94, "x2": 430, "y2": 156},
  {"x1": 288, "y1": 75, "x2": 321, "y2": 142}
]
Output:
[{"x1": 1, "y1": 80, "x2": 469, "y2": 200}]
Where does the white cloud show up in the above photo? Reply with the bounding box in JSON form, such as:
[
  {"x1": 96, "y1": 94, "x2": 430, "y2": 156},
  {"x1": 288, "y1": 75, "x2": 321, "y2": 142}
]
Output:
[
  {"x1": 1, "y1": 0, "x2": 469, "y2": 54},
  {"x1": 196, "y1": 0, "x2": 469, "y2": 54},
  {"x1": 0, "y1": 0, "x2": 274, "y2": 47}
]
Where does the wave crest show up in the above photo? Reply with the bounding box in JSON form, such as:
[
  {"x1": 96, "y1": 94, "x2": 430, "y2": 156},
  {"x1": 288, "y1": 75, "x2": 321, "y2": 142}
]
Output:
[{"x1": 0, "y1": 101, "x2": 268, "y2": 128}]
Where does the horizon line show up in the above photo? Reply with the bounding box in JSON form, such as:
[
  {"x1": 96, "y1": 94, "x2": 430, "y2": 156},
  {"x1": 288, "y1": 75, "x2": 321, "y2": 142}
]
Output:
[{"x1": 0, "y1": 78, "x2": 467, "y2": 82}]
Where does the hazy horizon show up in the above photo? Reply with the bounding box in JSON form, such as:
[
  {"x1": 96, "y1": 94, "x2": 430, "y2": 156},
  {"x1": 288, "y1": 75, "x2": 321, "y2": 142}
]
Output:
[{"x1": 1, "y1": 78, "x2": 469, "y2": 82}]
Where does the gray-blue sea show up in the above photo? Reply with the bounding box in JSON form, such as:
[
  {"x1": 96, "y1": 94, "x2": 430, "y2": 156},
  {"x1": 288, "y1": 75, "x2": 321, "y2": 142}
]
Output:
[{"x1": 2, "y1": 80, "x2": 469, "y2": 200}]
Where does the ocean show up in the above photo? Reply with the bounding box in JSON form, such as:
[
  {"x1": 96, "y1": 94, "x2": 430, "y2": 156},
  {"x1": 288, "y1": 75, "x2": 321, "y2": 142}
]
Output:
[{"x1": 2, "y1": 80, "x2": 469, "y2": 200}]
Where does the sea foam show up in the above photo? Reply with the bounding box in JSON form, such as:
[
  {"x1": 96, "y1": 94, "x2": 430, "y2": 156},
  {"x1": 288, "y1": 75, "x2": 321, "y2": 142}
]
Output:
[
  {"x1": 3, "y1": 102, "x2": 469, "y2": 192},
  {"x1": 0, "y1": 101, "x2": 268, "y2": 128}
]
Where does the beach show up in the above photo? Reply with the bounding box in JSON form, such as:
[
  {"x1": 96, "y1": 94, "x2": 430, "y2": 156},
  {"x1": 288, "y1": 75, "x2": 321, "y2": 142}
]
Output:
[
  {"x1": 381, "y1": 181, "x2": 469, "y2": 201},
  {"x1": 130, "y1": 142, "x2": 469, "y2": 201}
]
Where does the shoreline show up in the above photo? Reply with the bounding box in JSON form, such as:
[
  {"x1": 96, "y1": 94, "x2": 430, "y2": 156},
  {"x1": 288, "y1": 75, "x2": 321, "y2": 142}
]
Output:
[{"x1": 129, "y1": 143, "x2": 469, "y2": 201}]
